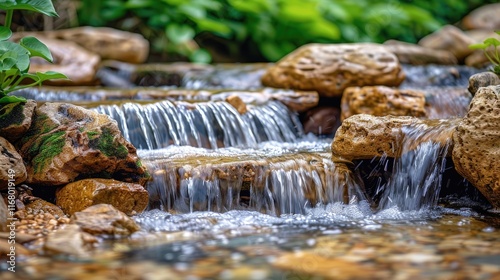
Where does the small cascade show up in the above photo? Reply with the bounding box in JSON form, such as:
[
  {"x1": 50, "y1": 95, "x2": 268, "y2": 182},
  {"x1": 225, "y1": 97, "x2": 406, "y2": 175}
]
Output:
[
  {"x1": 376, "y1": 120, "x2": 456, "y2": 211},
  {"x1": 140, "y1": 143, "x2": 367, "y2": 215},
  {"x1": 92, "y1": 100, "x2": 302, "y2": 149}
]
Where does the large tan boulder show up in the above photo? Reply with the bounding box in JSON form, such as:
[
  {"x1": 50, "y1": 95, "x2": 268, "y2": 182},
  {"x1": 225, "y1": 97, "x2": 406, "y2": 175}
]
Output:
[
  {"x1": 383, "y1": 40, "x2": 457, "y2": 65},
  {"x1": 17, "y1": 102, "x2": 150, "y2": 186},
  {"x1": 418, "y1": 25, "x2": 475, "y2": 62},
  {"x1": 71, "y1": 204, "x2": 140, "y2": 236},
  {"x1": 261, "y1": 43, "x2": 405, "y2": 97},
  {"x1": 452, "y1": 85, "x2": 500, "y2": 208},
  {"x1": 340, "y1": 86, "x2": 427, "y2": 121},
  {"x1": 0, "y1": 137, "x2": 27, "y2": 188},
  {"x1": 331, "y1": 114, "x2": 459, "y2": 160},
  {"x1": 0, "y1": 100, "x2": 36, "y2": 143},
  {"x1": 56, "y1": 178, "x2": 149, "y2": 216},
  {"x1": 462, "y1": 3, "x2": 500, "y2": 30}
]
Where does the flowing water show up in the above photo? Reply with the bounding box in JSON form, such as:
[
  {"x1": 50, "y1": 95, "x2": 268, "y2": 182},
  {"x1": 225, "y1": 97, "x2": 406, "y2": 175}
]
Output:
[{"x1": 3, "y1": 64, "x2": 499, "y2": 279}]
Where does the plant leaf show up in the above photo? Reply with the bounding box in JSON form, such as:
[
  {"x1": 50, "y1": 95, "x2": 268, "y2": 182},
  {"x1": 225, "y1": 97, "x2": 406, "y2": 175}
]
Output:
[
  {"x1": 0, "y1": 95, "x2": 26, "y2": 104},
  {"x1": 20, "y1": 36, "x2": 53, "y2": 62},
  {"x1": 0, "y1": 0, "x2": 58, "y2": 17},
  {"x1": 484, "y1": 37, "x2": 500, "y2": 47},
  {"x1": 0, "y1": 27, "x2": 12, "y2": 41},
  {"x1": 166, "y1": 24, "x2": 195, "y2": 44},
  {"x1": 469, "y1": 43, "x2": 487, "y2": 50},
  {"x1": 34, "y1": 71, "x2": 68, "y2": 81},
  {"x1": 0, "y1": 41, "x2": 30, "y2": 72}
]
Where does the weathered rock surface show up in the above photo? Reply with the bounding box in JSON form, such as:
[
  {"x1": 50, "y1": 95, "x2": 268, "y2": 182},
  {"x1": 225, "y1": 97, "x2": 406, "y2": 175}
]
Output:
[
  {"x1": 0, "y1": 196, "x2": 7, "y2": 232},
  {"x1": 23, "y1": 37, "x2": 100, "y2": 86},
  {"x1": 468, "y1": 72, "x2": 500, "y2": 95},
  {"x1": 0, "y1": 136, "x2": 27, "y2": 188},
  {"x1": 0, "y1": 100, "x2": 36, "y2": 143},
  {"x1": 332, "y1": 114, "x2": 459, "y2": 160},
  {"x1": 340, "y1": 86, "x2": 427, "y2": 121},
  {"x1": 261, "y1": 43, "x2": 405, "y2": 97},
  {"x1": 452, "y1": 85, "x2": 500, "y2": 208},
  {"x1": 17, "y1": 102, "x2": 149, "y2": 186},
  {"x1": 56, "y1": 178, "x2": 149, "y2": 216},
  {"x1": 418, "y1": 25, "x2": 475, "y2": 62},
  {"x1": 24, "y1": 199, "x2": 65, "y2": 217},
  {"x1": 383, "y1": 40, "x2": 457, "y2": 65},
  {"x1": 462, "y1": 3, "x2": 500, "y2": 30},
  {"x1": 44, "y1": 224, "x2": 96, "y2": 257},
  {"x1": 71, "y1": 204, "x2": 140, "y2": 236},
  {"x1": 302, "y1": 106, "x2": 341, "y2": 135}
]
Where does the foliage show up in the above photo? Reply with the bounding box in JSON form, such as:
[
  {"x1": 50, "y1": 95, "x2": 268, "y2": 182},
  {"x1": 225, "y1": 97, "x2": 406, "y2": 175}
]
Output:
[
  {"x1": 76, "y1": 0, "x2": 495, "y2": 63},
  {"x1": 0, "y1": 0, "x2": 67, "y2": 104},
  {"x1": 470, "y1": 32, "x2": 500, "y2": 75}
]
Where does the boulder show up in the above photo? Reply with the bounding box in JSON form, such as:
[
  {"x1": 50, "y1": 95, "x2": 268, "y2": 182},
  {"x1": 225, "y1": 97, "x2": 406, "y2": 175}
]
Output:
[
  {"x1": 468, "y1": 72, "x2": 500, "y2": 96},
  {"x1": 383, "y1": 40, "x2": 457, "y2": 65},
  {"x1": 452, "y1": 85, "x2": 500, "y2": 208},
  {"x1": 17, "y1": 102, "x2": 150, "y2": 186},
  {"x1": 418, "y1": 25, "x2": 475, "y2": 62},
  {"x1": 0, "y1": 100, "x2": 36, "y2": 143},
  {"x1": 331, "y1": 114, "x2": 459, "y2": 160},
  {"x1": 56, "y1": 178, "x2": 149, "y2": 216},
  {"x1": 0, "y1": 136, "x2": 27, "y2": 188},
  {"x1": 71, "y1": 204, "x2": 140, "y2": 236},
  {"x1": 340, "y1": 86, "x2": 427, "y2": 121},
  {"x1": 302, "y1": 106, "x2": 341, "y2": 135},
  {"x1": 462, "y1": 3, "x2": 500, "y2": 30},
  {"x1": 261, "y1": 43, "x2": 405, "y2": 97}
]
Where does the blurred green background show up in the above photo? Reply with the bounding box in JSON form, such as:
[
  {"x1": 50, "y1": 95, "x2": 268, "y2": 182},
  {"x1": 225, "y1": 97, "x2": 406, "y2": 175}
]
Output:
[{"x1": 10, "y1": 0, "x2": 499, "y2": 63}]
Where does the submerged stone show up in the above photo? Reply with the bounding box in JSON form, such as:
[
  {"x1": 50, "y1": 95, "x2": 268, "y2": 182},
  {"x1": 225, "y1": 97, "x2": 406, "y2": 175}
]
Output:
[
  {"x1": 56, "y1": 178, "x2": 149, "y2": 216},
  {"x1": 17, "y1": 102, "x2": 149, "y2": 186},
  {"x1": 453, "y1": 85, "x2": 500, "y2": 208},
  {"x1": 261, "y1": 43, "x2": 405, "y2": 97},
  {"x1": 0, "y1": 136, "x2": 27, "y2": 188},
  {"x1": 0, "y1": 100, "x2": 36, "y2": 143}
]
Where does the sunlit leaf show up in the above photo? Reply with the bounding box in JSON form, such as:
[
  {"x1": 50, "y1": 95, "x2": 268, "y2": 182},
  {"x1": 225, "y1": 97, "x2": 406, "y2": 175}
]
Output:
[
  {"x1": 166, "y1": 24, "x2": 195, "y2": 44},
  {"x1": 34, "y1": 71, "x2": 68, "y2": 81},
  {"x1": 195, "y1": 18, "x2": 231, "y2": 35},
  {"x1": 0, "y1": 0, "x2": 58, "y2": 17},
  {"x1": 469, "y1": 43, "x2": 487, "y2": 50},
  {"x1": 20, "y1": 36, "x2": 53, "y2": 62},
  {"x1": 0, "y1": 27, "x2": 12, "y2": 41},
  {"x1": 0, "y1": 95, "x2": 26, "y2": 104},
  {"x1": 484, "y1": 38, "x2": 500, "y2": 47}
]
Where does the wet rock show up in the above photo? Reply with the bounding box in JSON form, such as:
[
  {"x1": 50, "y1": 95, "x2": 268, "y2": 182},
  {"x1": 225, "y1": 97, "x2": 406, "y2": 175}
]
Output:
[
  {"x1": 0, "y1": 100, "x2": 36, "y2": 143},
  {"x1": 44, "y1": 224, "x2": 96, "y2": 257},
  {"x1": 0, "y1": 239, "x2": 31, "y2": 256},
  {"x1": 462, "y1": 3, "x2": 500, "y2": 30},
  {"x1": 331, "y1": 114, "x2": 459, "y2": 160},
  {"x1": 452, "y1": 85, "x2": 500, "y2": 208},
  {"x1": 302, "y1": 106, "x2": 341, "y2": 135},
  {"x1": 383, "y1": 40, "x2": 457, "y2": 65},
  {"x1": 418, "y1": 25, "x2": 475, "y2": 62},
  {"x1": 261, "y1": 43, "x2": 405, "y2": 97},
  {"x1": 20, "y1": 37, "x2": 100, "y2": 86},
  {"x1": 24, "y1": 198, "x2": 65, "y2": 217},
  {"x1": 56, "y1": 178, "x2": 149, "y2": 216},
  {"x1": 0, "y1": 136, "x2": 27, "y2": 188},
  {"x1": 47, "y1": 27, "x2": 149, "y2": 64},
  {"x1": 468, "y1": 72, "x2": 500, "y2": 95},
  {"x1": 0, "y1": 196, "x2": 7, "y2": 231},
  {"x1": 14, "y1": 206, "x2": 71, "y2": 237},
  {"x1": 17, "y1": 102, "x2": 150, "y2": 186},
  {"x1": 340, "y1": 86, "x2": 427, "y2": 121},
  {"x1": 225, "y1": 95, "x2": 247, "y2": 114},
  {"x1": 71, "y1": 204, "x2": 140, "y2": 236}
]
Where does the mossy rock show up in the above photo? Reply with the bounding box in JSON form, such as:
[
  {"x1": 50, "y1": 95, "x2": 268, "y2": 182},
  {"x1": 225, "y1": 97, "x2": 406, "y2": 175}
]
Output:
[{"x1": 0, "y1": 100, "x2": 37, "y2": 143}]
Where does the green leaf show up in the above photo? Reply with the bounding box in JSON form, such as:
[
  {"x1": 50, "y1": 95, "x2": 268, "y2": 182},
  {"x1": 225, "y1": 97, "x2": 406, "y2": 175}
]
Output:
[
  {"x1": 195, "y1": 18, "x2": 232, "y2": 35},
  {"x1": 0, "y1": 41, "x2": 30, "y2": 72},
  {"x1": 0, "y1": 95, "x2": 26, "y2": 104},
  {"x1": 166, "y1": 24, "x2": 195, "y2": 44},
  {"x1": 0, "y1": 0, "x2": 58, "y2": 17},
  {"x1": 34, "y1": 71, "x2": 68, "y2": 81},
  {"x1": 189, "y1": 49, "x2": 211, "y2": 63},
  {"x1": 484, "y1": 38, "x2": 500, "y2": 47},
  {"x1": 20, "y1": 36, "x2": 53, "y2": 62},
  {"x1": 0, "y1": 27, "x2": 12, "y2": 41},
  {"x1": 469, "y1": 43, "x2": 487, "y2": 50}
]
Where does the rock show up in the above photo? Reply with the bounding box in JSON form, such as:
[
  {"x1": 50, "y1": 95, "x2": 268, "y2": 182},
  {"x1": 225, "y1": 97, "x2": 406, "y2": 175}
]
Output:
[
  {"x1": 225, "y1": 95, "x2": 247, "y2": 114},
  {"x1": 452, "y1": 85, "x2": 500, "y2": 208},
  {"x1": 468, "y1": 72, "x2": 500, "y2": 95},
  {"x1": 56, "y1": 178, "x2": 149, "y2": 216},
  {"x1": 17, "y1": 102, "x2": 150, "y2": 186},
  {"x1": 340, "y1": 86, "x2": 427, "y2": 121},
  {"x1": 331, "y1": 114, "x2": 460, "y2": 160},
  {"x1": 71, "y1": 204, "x2": 140, "y2": 236},
  {"x1": 44, "y1": 224, "x2": 96, "y2": 257},
  {"x1": 0, "y1": 137, "x2": 27, "y2": 188},
  {"x1": 14, "y1": 206, "x2": 71, "y2": 237},
  {"x1": 418, "y1": 25, "x2": 475, "y2": 62},
  {"x1": 261, "y1": 43, "x2": 405, "y2": 97},
  {"x1": 383, "y1": 40, "x2": 457, "y2": 65},
  {"x1": 302, "y1": 106, "x2": 341, "y2": 135},
  {"x1": 462, "y1": 3, "x2": 500, "y2": 30},
  {"x1": 0, "y1": 100, "x2": 36, "y2": 143},
  {"x1": 48, "y1": 27, "x2": 149, "y2": 64},
  {"x1": 0, "y1": 196, "x2": 7, "y2": 231},
  {"x1": 24, "y1": 198, "x2": 65, "y2": 217},
  {"x1": 0, "y1": 239, "x2": 31, "y2": 256},
  {"x1": 22, "y1": 37, "x2": 100, "y2": 86}
]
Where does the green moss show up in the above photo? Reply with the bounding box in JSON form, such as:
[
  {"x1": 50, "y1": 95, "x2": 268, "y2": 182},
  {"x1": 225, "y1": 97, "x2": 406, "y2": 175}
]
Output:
[
  {"x1": 90, "y1": 127, "x2": 128, "y2": 159},
  {"x1": 31, "y1": 130, "x2": 66, "y2": 173},
  {"x1": 0, "y1": 102, "x2": 25, "y2": 129},
  {"x1": 86, "y1": 130, "x2": 99, "y2": 140}
]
